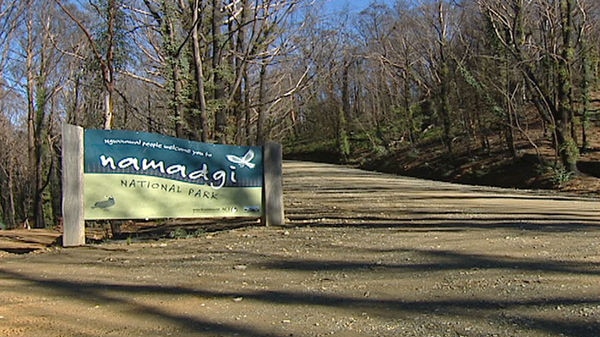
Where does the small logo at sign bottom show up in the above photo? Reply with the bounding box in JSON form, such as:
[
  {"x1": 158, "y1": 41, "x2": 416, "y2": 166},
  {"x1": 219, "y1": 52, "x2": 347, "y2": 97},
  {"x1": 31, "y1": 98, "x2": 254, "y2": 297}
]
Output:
[{"x1": 244, "y1": 206, "x2": 261, "y2": 213}]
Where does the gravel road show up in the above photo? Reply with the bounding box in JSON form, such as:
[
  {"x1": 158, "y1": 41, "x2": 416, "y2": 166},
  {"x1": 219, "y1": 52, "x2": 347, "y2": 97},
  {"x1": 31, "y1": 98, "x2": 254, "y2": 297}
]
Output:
[{"x1": 1, "y1": 161, "x2": 599, "y2": 337}]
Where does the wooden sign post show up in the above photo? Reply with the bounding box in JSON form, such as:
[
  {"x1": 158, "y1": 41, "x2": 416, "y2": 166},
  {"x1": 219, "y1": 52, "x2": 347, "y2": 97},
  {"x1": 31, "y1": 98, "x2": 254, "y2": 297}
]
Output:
[
  {"x1": 62, "y1": 124, "x2": 85, "y2": 246},
  {"x1": 262, "y1": 142, "x2": 284, "y2": 227}
]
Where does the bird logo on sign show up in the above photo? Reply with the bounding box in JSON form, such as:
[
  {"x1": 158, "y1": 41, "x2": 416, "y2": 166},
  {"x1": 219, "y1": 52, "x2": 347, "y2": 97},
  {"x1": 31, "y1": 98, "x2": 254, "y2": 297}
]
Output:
[
  {"x1": 91, "y1": 196, "x2": 116, "y2": 210},
  {"x1": 226, "y1": 150, "x2": 256, "y2": 169}
]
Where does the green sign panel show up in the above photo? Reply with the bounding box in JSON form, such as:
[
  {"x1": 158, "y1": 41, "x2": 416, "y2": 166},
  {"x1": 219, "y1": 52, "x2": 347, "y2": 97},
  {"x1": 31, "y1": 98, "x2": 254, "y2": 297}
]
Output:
[{"x1": 83, "y1": 129, "x2": 263, "y2": 220}]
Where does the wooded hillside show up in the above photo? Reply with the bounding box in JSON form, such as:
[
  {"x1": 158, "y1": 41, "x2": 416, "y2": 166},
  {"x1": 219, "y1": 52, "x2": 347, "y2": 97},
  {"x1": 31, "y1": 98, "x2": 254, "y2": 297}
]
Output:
[{"x1": 1, "y1": 0, "x2": 599, "y2": 229}]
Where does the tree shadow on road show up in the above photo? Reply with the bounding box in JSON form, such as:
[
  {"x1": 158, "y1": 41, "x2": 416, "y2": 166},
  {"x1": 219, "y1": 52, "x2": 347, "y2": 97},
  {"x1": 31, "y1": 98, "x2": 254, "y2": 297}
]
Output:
[{"x1": 2, "y1": 227, "x2": 600, "y2": 337}]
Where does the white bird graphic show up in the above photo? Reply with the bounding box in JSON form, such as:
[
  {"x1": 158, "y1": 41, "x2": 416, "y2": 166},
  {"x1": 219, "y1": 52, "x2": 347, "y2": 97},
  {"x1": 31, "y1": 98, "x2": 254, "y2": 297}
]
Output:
[{"x1": 226, "y1": 150, "x2": 256, "y2": 169}]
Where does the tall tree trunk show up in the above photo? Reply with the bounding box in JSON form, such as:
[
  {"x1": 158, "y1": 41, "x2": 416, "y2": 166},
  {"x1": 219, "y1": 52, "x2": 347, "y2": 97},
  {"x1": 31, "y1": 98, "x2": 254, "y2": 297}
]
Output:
[
  {"x1": 439, "y1": 59, "x2": 452, "y2": 154},
  {"x1": 191, "y1": 0, "x2": 209, "y2": 141},
  {"x1": 25, "y1": 6, "x2": 45, "y2": 228},
  {"x1": 0, "y1": 165, "x2": 16, "y2": 228},
  {"x1": 103, "y1": 81, "x2": 114, "y2": 130},
  {"x1": 102, "y1": 0, "x2": 117, "y2": 130},
  {"x1": 338, "y1": 62, "x2": 351, "y2": 162},
  {"x1": 402, "y1": 58, "x2": 415, "y2": 144},
  {"x1": 556, "y1": 0, "x2": 579, "y2": 173},
  {"x1": 256, "y1": 63, "x2": 268, "y2": 144},
  {"x1": 233, "y1": 0, "x2": 248, "y2": 145},
  {"x1": 212, "y1": 0, "x2": 227, "y2": 143},
  {"x1": 171, "y1": 55, "x2": 185, "y2": 137},
  {"x1": 580, "y1": 29, "x2": 591, "y2": 151},
  {"x1": 502, "y1": 33, "x2": 517, "y2": 158},
  {"x1": 437, "y1": 1, "x2": 452, "y2": 154}
]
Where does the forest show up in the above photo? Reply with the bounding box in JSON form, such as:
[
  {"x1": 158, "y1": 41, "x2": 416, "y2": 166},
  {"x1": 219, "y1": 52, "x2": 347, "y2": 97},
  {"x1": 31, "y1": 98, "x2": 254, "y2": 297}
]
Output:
[{"x1": 0, "y1": 0, "x2": 599, "y2": 229}]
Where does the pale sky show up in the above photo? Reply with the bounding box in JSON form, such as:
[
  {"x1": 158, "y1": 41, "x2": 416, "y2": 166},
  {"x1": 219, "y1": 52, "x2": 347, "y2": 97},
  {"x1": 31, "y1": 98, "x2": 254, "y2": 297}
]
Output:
[{"x1": 324, "y1": 0, "x2": 393, "y2": 14}]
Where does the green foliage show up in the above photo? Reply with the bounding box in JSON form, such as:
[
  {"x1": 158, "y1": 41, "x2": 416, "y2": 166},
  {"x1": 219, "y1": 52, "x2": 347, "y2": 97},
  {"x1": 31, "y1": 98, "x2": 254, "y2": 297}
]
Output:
[
  {"x1": 458, "y1": 63, "x2": 505, "y2": 119},
  {"x1": 371, "y1": 144, "x2": 388, "y2": 157},
  {"x1": 551, "y1": 165, "x2": 575, "y2": 187},
  {"x1": 459, "y1": 64, "x2": 483, "y2": 91},
  {"x1": 88, "y1": 0, "x2": 130, "y2": 72},
  {"x1": 214, "y1": 63, "x2": 236, "y2": 87},
  {"x1": 339, "y1": 132, "x2": 351, "y2": 159},
  {"x1": 557, "y1": 137, "x2": 580, "y2": 175},
  {"x1": 168, "y1": 227, "x2": 188, "y2": 239},
  {"x1": 537, "y1": 162, "x2": 575, "y2": 187},
  {"x1": 560, "y1": 138, "x2": 580, "y2": 161},
  {"x1": 206, "y1": 99, "x2": 227, "y2": 116},
  {"x1": 192, "y1": 228, "x2": 206, "y2": 237},
  {"x1": 168, "y1": 227, "x2": 206, "y2": 239},
  {"x1": 419, "y1": 125, "x2": 444, "y2": 143},
  {"x1": 407, "y1": 148, "x2": 421, "y2": 160}
]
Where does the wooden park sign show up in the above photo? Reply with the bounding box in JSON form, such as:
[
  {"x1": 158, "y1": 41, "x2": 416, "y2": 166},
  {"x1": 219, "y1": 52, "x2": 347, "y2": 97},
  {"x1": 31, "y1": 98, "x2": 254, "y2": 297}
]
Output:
[{"x1": 61, "y1": 124, "x2": 284, "y2": 247}]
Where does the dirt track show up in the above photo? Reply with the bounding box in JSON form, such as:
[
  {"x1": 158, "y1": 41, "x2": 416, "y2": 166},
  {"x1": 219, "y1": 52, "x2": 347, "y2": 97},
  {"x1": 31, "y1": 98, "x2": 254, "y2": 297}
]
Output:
[{"x1": 1, "y1": 161, "x2": 600, "y2": 337}]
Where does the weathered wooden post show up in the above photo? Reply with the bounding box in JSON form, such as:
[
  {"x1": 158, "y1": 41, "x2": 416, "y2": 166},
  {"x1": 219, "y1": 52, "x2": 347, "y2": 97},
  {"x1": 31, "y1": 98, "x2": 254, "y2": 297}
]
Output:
[
  {"x1": 262, "y1": 142, "x2": 284, "y2": 226},
  {"x1": 62, "y1": 123, "x2": 86, "y2": 246}
]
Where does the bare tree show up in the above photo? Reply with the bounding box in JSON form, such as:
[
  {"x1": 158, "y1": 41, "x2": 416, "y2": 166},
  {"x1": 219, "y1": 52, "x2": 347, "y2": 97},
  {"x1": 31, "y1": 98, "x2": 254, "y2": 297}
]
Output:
[
  {"x1": 54, "y1": 0, "x2": 128, "y2": 130},
  {"x1": 15, "y1": 0, "x2": 67, "y2": 227},
  {"x1": 477, "y1": 0, "x2": 587, "y2": 173},
  {"x1": 190, "y1": 0, "x2": 209, "y2": 141},
  {"x1": 0, "y1": 103, "x2": 23, "y2": 229}
]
